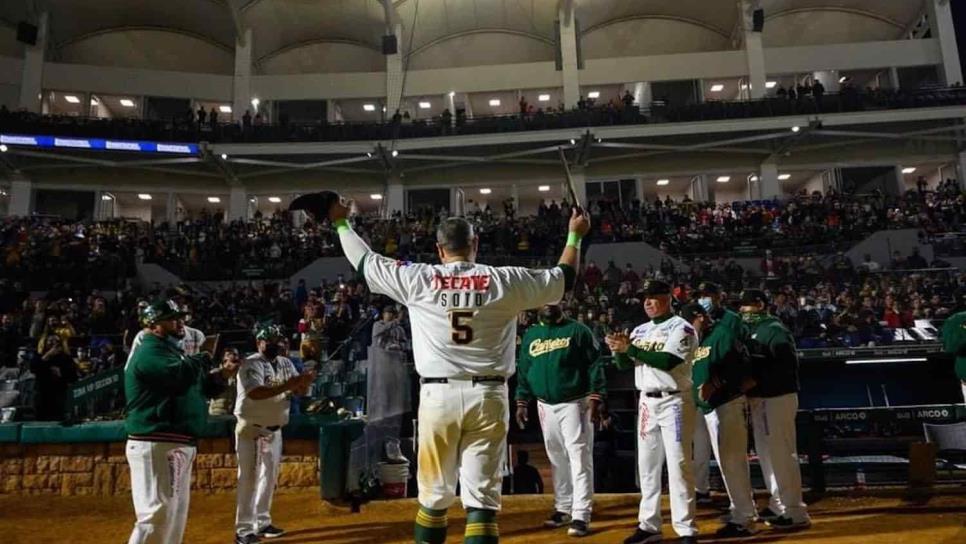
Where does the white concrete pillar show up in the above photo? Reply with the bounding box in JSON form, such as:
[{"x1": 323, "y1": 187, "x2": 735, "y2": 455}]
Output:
[
  {"x1": 386, "y1": 178, "x2": 405, "y2": 216},
  {"x1": 635, "y1": 177, "x2": 645, "y2": 203},
  {"x1": 18, "y1": 13, "x2": 47, "y2": 113},
  {"x1": 696, "y1": 79, "x2": 706, "y2": 103},
  {"x1": 228, "y1": 186, "x2": 248, "y2": 222},
  {"x1": 326, "y1": 100, "x2": 338, "y2": 123},
  {"x1": 927, "y1": 0, "x2": 964, "y2": 86},
  {"x1": 740, "y1": 1, "x2": 767, "y2": 100},
  {"x1": 813, "y1": 70, "x2": 841, "y2": 93},
  {"x1": 957, "y1": 151, "x2": 966, "y2": 191},
  {"x1": 386, "y1": 24, "x2": 404, "y2": 115},
  {"x1": 510, "y1": 183, "x2": 519, "y2": 215},
  {"x1": 558, "y1": 3, "x2": 580, "y2": 109},
  {"x1": 232, "y1": 28, "x2": 253, "y2": 122},
  {"x1": 165, "y1": 192, "x2": 177, "y2": 224},
  {"x1": 444, "y1": 92, "x2": 456, "y2": 126},
  {"x1": 690, "y1": 175, "x2": 711, "y2": 202},
  {"x1": 759, "y1": 161, "x2": 781, "y2": 200},
  {"x1": 889, "y1": 67, "x2": 901, "y2": 90},
  {"x1": 893, "y1": 166, "x2": 910, "y2": 196},
  {"x1": 8, "y1": 179, "x2": 32, "y2": 217}
]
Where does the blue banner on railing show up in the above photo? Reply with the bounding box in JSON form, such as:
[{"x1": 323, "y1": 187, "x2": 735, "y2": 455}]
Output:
[{"x1": 0, "y1": 133, "x2": 199, "y2": 154}]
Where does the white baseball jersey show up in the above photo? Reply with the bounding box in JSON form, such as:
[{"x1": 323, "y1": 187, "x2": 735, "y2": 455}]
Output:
[
  {"x1": 361, "y1": 253, "x2": 565, "y2": 378},
  {"x1": 235, "y1": 354, "x2": 299, "y2": 428},
  {"x1": 629, "y1": 316, "x2": 696, "y2": 392}
]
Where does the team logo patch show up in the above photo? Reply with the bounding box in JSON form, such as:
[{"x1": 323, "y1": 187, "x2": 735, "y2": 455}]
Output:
[
  {"x1": 529, "y1": 337, "x2": 571, "y2": 357},
  {"x1": 683, "y1": 325, "x2": 695, "y2": 335}
]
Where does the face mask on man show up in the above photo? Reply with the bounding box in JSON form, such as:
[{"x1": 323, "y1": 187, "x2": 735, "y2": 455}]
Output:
[
  {"x1": 740, "y1": 311, "x2": 765, "y2": 325},
  {"x1": 698, "y1": 297, "x2": 715, "y2": 313}
]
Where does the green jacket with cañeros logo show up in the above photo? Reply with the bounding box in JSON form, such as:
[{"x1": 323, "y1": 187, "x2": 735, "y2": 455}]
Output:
[
  {"x1": 942, "y1": 311, "x2": 966, "y2": 381},
  {"x1": 515, "y1": 318, "x2": 606, "y2": 406}
]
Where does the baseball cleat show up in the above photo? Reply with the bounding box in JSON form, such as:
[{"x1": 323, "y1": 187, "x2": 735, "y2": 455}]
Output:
[
  {"x1": 623, "y1": 528, "x2": 663, "y2": 543},
  {"x1": 544, "y1": 511, "x2": 572, "y2": 528},
  {"x1": 257, "y1": 524, "x2": 286, "y2": 538},
  {"x1": 756, "y1": 507, "x2": 780, "y2": 522},
  {"x1": 715, "y1": 522, "x2": 758, "y2": 538},
  {"x1": 234, "y1": 534, "x2": 260, "y2": 544},
  {"x1": 766, "y1": 516, "x2": 811, "y2": 531},
  {"x1": 568, "y1": 520, "x2": 590, "y2": 537}
]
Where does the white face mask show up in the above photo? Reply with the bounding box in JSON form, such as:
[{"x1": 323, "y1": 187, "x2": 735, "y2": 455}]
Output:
[{"x1": 698, "y1": 297, "x2": 715, "y2": 312}]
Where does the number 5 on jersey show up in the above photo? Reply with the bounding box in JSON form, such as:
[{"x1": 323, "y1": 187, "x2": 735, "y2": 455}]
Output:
[{"x1": 451, "y1": 310, "x2": 475, "y2": 345}]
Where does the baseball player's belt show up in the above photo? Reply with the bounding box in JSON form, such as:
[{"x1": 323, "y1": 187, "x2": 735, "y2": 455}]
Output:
[
  {"x1": 254, "y1": 424, "x2": 281, "y2": 432},
  {"x1": 643, "y1": 390, "x2": 680, "y2": 398},
  {"x1": 420, "y1": 375, "x2": 506, "y2": 385}
]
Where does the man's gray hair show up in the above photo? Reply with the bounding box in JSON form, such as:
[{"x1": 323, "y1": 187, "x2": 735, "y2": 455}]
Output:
[{"x1": 436, "y1": 217, "x2": 475, "y2": 253}]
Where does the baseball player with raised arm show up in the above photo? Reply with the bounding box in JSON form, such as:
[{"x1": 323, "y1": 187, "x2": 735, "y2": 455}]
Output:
[
  {"x1": 740, "y1": 289, "x2": 810, "y2": 531},
  {"x1": 293, "y1": 192, "x2": 589, "y2": 544},
  {"x1": 515, "y1": 303, "x2": 606, "y2": 537},
  {"x1": 681, "y1": 303, "x2": 758, "y2": 538},
  {"x1": 606, "y1": 280, "x2": 699, "y2": 544},
  {"x1": 234, "y1": 324, "x2": 315, "y2": 544}
]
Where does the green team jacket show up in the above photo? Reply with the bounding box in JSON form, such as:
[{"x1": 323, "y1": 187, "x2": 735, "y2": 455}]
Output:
[
  {"x1": 744, "y1": 315, "x2": 800, "y2": 398},
  {"x1": 942, "y1": 311, "x2": 966, "y2": 381},
  {"x1": 691, "y1": 309, "x2": 752, "y2": 414},
  {"x1": 124, "y1": 333, "x2": 225, "y2": 443},
  {"x1": 515, "y1": 318, "x2": 606, "y2": 406}
]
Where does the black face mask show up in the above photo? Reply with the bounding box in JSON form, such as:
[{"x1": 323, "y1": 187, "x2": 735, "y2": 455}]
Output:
[
  {"x1": 539, "y1": 306, "x2": 563, "y2": 324},
  {"x1": 262, "y1": 344, "x2": 280, "y2": 360}
]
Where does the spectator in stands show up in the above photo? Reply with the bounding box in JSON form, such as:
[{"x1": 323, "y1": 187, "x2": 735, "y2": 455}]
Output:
[
  {"x1": 209, "y1": 106, "x2": 219, "y2": 127},
  {"x1": 0, "y1": 313, "x2": 21, "y2": 368},
  {"x1": 812, "y1": 79, "x2": 825, "y2": 108},
  {"x1": 511, "y1": 450, "x2": 544, "y2": 495},
  {"x1": 857, "y1": 254, "x2": 881, "y2": 273},
  {"x1": 209, "y1": 347, "x2": 240, "y2": 416},
  {"x1": 31, "y1": 334, "x2": 78, "y2": 420},
  {"x1": 197, "y1": 105, "x2": 207, "y2": 127},
  {"x1": 622, "y1": 90, "x2": 635, "y2": 108},
  {"x1": 242, "y1": 109, "x2": 252, "y2": 129},
  {"x1": 906, "y1": 248, "x2": 928, "y2": 269}
]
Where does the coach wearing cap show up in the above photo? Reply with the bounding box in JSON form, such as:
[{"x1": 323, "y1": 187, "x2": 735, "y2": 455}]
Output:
[
  {"x1": 739, "y1": 289, "x2": 811, "y2": 531},
  {"x1": 124, "y1": 300, "x2": 239, "y2": 544},
  {"x1": 606, "y1": 280, "x2": 699, "y2": 544}
]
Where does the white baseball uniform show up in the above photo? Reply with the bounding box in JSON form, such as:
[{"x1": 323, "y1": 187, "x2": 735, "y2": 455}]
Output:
[
  {"x1": 126, "y1": 440, "x2": 195, "y2": 544},
  {"x1": 627, "y1": 315, "x2": 698, "y2": 538},
  {"x1": 749, "y1": 393, "x2": 809, "y2": 523},
  {"x1": 538, "y1": 398, "x2": 594, "y2": 522},
  {"x1": 692, "y1": 413, "x2": 711, "y2": 496},
  {"x1": 705, "y1": 397, "x2": 756, "y2": 527},
  {"x1": 234, "y1": 353, "x2": 300, "y2": 538},
  {"x1": 361, "y1": 253, "x2": 566, "y2": 511}
]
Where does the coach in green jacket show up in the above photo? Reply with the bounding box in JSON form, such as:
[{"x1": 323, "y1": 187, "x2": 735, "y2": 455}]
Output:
[
  {"x1": 941, "y1": 305, "x2": 966, "y2": 403},
  {"x1": 124, "y1": 300, "x2": 238, "y2": 544},
  {"x1": 515, "y1": 304, "x2": 605, "y2": 537}
]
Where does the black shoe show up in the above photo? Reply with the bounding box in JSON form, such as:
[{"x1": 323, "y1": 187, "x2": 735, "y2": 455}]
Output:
[
  {"x1": 696, "y1": 492, "x2": 713, "y2": 506},
  {"x1": 544, "y1": 511, "x2": 572, "y2": 528},
  {"x1": 757, "y1": 507, "x2": 780, "y2": 522},
  {"x1": 766, "y1": 516, "x2": 811, "y2": 531},
  {"x1": 235, "y1": 534, "x2": 260, "y2": 544},
  {"x1": 568, "y1": 520, "x2": 590, "y2": 537},
  {"x1": 257, "y1": 525, "x2": 286, "y2": 539},
  {"x1": 678, "y1": 537, "x2": 699, "y2": 544},
  {"x1": 715, "y1": 523, "x2": 758, "y2": 538},
  {"x1": 623, "y1": 528, "x2": 663, "y2": 544}
]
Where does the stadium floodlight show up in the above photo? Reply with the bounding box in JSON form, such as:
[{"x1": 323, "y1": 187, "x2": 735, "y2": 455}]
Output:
[
  {"x1": 221, "y1": 153, "x2": 228, "y2": 160},
  {"x1": 750, "y1": 175, "x2": 759, "y2": 182},
  {"x1": 489, "y1": 99, "x2": 501, "y2": 107},
  {"x1": 419, "y1": 101, "x2": 431, "y2": 109},
  {"x1": 766, "y1": 81, "x2": 777, "y2": 89},
  {"x1": 138, "y1": 193, "x2": 152, "y2": 200},
  {"x1": 791, "y1": 126, "x2": 801, "y2": 132},
  {"x1": 64, "y1": 95, "x2": 80, "y2": 104},
  {"x1": 656, "y1": 179, "x2": 670, "y2": 186},
  {"x1": 778, "y1": 174, "x2": 791, "y2": 180},
  {"x1": 710, "y1": 84, "x2": 725, "y2": 92},
  {"x1": 363, "y1": 104, "x2": 376, "y2": 112},
  {"x1": 207, "y1": 197, "x2": 221, "y2": 203},
  {"x1": 587, "y1": 91, "x2": 600, "y2": 99},
  {"x1": 391, "y1": 150, "x2": 399, "y2": 157},
  {"x1": 538, "y1": 94, "x2": 551, "y2": 102},
  {"x1": 370, "y1": 194, "x2": 383, "y2": 200},
  {"x1": 480, "y1": 188, "x2": 492, "y2": 195},
  {"x1": 538, "y1": 185, "x2": 550, "y2": 192},
  {"x1": 268, "y1": 196, "x2": 282, "y2": 203},
  {"x1": 901, "y1": 167, "x2": 916, "y2": 174},
  {"x1": 0, "y1": 144, "x2": 7, "y2": 153},
  {"x1": 101, "y1": 194, "x2": 113, "y2": 201},
  {"x1": 251, "y1": 98, "x2": 260, "y2": 108},
  {"x1": 716, "y1": 176, "x2": 731, "y2": 183},
  {"x1": 120, "y1": 99, "x2": 135, "y2": 108},
  {"x1": 219, "y1": 105, "x2": 232, "y2": 113}
]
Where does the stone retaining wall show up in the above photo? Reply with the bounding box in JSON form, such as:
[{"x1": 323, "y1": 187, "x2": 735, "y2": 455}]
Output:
[{"x1": 0, "y1": 438, "x2": 319, "y2": 496}]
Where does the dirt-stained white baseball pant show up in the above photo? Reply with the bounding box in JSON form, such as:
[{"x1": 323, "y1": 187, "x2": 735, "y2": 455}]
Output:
[
  {"x1": 537, "y1": 397, "x2": 595, "y2": 523},
  {"x1": 749, "y1": 393, "x2": 810, "y2": 524},
  {"x1": 126, "y1": 440, "x2": 196, "y2": 544},
  {"x1": 637, "y1": 392, "x2": 698, "y2": 537},
  {"x1": 692, "y1": 411, "x2": 711, "y2": 495},
  {"x1": 235, "y1": 429, "x2": 283, "y2": 537},
  {"x1": 417, "y1": 379, "x2": 508, "y2": 511},
  {"x1": 705, "y1": 397, "x2": 756, "y2": 527}
]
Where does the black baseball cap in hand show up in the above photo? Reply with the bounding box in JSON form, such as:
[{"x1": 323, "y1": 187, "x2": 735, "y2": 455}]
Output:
[
  {"x1": 739, "y1": 289, "x2": 769, "y2": 306},
  {"x1": 639, "y1": 280, "x2": 672, "y2": 297}
]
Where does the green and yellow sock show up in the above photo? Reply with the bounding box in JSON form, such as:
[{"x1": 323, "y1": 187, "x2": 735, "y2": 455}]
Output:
[
  {"x1": 464, "y1": 507, "x2": 499, "y2": 544},
  {"x1": 414, "y1": 506, "x2": 448, "y2": 544}
]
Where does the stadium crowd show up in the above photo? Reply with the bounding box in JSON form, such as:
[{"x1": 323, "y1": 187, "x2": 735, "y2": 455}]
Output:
[{"x1": 3, "y1": 85, "x2": 965, "y2": 145}]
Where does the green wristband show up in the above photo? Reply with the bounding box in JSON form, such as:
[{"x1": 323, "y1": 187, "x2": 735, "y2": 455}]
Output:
[
  {"x1": 333, "y1": 218, "x2": 350, "y2": 234},
  {"x1": 566, "y1": 232, "x2": 582, "y2": 248}
]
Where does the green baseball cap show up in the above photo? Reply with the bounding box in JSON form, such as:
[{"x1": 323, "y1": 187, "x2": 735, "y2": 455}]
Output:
[
  {"x1": 140, "y1": 300, "x2": 186, "y2": 326},
  {"x1": 254, "y1": 323, "x2": 284, "y2": 341}
]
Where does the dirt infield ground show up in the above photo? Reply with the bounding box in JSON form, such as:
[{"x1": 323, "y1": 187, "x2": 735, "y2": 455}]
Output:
[{"x1": 2, "y1": 491, "x2": 964, "y2": 543}]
